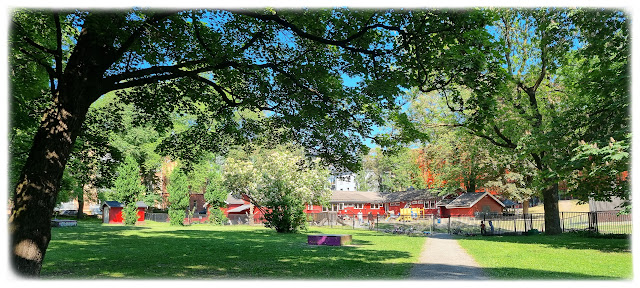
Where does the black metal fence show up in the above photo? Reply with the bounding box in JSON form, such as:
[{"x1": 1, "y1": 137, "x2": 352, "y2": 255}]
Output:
[
  {"x1": 305, "y1": 211, "x2": 632, "y2": 236},
  {"x1": 145, "y1": 212, "x2": 169, "y2": 222}
]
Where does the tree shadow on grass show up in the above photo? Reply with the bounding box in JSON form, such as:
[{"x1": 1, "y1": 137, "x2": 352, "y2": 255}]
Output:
[
  {"x1": 455, "y1": 234, "x2": 630, "y2": 253},
  {"x1": 42, "y1": 224, "x2": 418, "y2": 279}
]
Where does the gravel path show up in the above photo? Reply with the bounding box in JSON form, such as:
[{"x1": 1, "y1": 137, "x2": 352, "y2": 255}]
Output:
[{"x1": 409, "y1": 233, "x2": 489, "y2": 280}]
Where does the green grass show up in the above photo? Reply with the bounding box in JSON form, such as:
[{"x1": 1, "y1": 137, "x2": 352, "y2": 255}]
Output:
[
  {"x1": 41, "y1": 219, "x2": 425, "y2": 279},
  {"x1": 457, "y1": 234, "x2": 632, "y2": 279}
]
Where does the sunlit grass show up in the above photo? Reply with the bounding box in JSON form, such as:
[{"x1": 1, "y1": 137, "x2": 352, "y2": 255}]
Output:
[
  {"x1": 41, "y1": 219, "x2": 425, "y2": 279},
  {"x1": 458, "y1": 234, "x2": 632, "y2": 279}
]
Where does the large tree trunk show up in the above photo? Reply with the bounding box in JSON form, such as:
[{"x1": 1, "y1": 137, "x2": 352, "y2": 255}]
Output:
[
  {"x1": 10, "y1": 101, "x2": 90, "y2": 276},
  {"x1": 10, "y1": 15, "x2": 119, "y2": 275},
  {"x1": 542, "y1": 183, "x2": 561, "y2": 234},
  {"x1": 76, "y1": 188, "x2": 85, "y2": 220}
]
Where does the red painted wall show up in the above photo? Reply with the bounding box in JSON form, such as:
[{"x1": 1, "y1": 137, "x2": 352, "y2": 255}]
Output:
[
  {"x1": 443, "y1": 195, "x2": 503, "y2": 217},
  {"x1": 109, "y1": 207, "x2": 123, "y2": 223},
  {"x1": 108, "y1": 207, "x2": 146, "y2": 223},
  {"x1": 337, "y1": 203, "x2": 385, "y2": 215},
  {"x1": 137, "y1": 207, "x2": 146, "y2": 222}
]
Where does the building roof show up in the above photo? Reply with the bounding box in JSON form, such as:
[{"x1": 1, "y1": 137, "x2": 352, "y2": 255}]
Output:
[
  {"x1": 225, "y1": 194, "x2": 245, "y2": 205},
  {"x1": 445, "y1": 192, "x2": 505, "y2": 209},
  {"x1": 329, "y1": 190, "x2": 384, "y2": 204},
  {"x1": 436, "y1": 198, "x2": 454, "y2": 207},
  {"x1": 227, "y1": 204, "x2": 251, "y2": 213},
  {"x1": 102, "y1": 201, "x2": 148, "y2": 209},
  {"x1": 380, "y1": 188, "x2": 441, "y2": 203}
]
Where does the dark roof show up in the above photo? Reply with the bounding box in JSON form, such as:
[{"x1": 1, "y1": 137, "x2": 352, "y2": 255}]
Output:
[
  {"x1": 501, "y1": 199, "x2": 517, "y2": 207},
  {"x1": 380, "y1": 189, "x2": 441, "y2": 203},
  {"x1": 102, "y1": 201, "x2": 148, "y2": 208},
  {"x1": 329, "y1": 191, "x2": 383, "y2": 203},
  {"x1": 225, "y1": 194, "x2": 245, "y2": 205},
  {"x1": 445, "y1": 192, "x2": 505, "y2": 208},
  {"x1": 103, "y1": 201, "x2": 123, "y2": 208},
  {"x1": 436, "y1": 198, "x2": 454, "y2": 207}
]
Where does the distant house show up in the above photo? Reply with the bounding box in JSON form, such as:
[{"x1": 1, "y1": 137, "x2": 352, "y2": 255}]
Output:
[
  {"x1": 329, "y1": 172, "x2": 357, "y2": 191},
  {"x1": 323, "y1": 190, "x2": 385, "y2": 215},
  {"x1": 218, "y1": 194, "x2": 265, "y2": 224},
  {"x1": 380, "y1": 188, "x2": 443, "y2": 216},
  {"x1": 101, "y1": 201, "x2": 148, "y2": 224},
  {"x1": 438, "y1": 192, "x2": 505, "y2": 217}
]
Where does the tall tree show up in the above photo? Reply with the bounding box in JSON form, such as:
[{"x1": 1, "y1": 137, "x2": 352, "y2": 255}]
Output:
[
  {"x1": 405, "y1": 9, "x2": 629, "y2": 234},
  {"x1": 113, "y1": 155, "x2": 144, "y2": 225},
  {"x1": 167, "y1": 166, "x2": 190, "y2": 226},
  {"x1": 223, "y1": 146, "x2": 331, "y2": 233},
  {"x1": 64, "y1": 95, "x2": 123, "y2": 219},
  {"x1": 9, "y1": 8, "x2": 495, "y2": 275}
]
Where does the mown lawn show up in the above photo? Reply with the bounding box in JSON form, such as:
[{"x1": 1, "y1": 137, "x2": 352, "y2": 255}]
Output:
[
  {"x1": 41, "y1": 219, "x2": 425, "y2": 279},
  {"x1": 457, "y1": 233, "x2": 632, "y2": 279}
]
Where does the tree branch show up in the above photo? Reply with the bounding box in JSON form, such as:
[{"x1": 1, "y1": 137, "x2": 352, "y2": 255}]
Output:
[
  {"x1": 231, "y1": 10, "x2": 385, "y2": 56},
  {"x1": 12, "y1": 20, "x2": 57, "y2": 55},
  {"x1": 109, "y1": 11, "x2": 176, "y2": 64},
  {"x1": 492, "y1": 125, "x2": 517, "y2": 148},
  {"x1": 187, "y1": 74, "x2": 242, "y2": 108},
  {"x1": 18, "y1": 47, "x2": 57, "y2": 97},
  {"x1": 53, "y1": 12, "x2": 63, "y2": 79}
]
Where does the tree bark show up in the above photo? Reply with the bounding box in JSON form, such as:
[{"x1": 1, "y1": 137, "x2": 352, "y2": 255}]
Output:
[
  {"x1": 10, "y1": 14, "x2": 119, "y2": 275},
  {"x1": 542, "y1": 183, "x2": 561, "y2": 234},
  {"x1": 76, "y1": 188, "x2": 85, "y2": 220},
  {"x1": 522, "y1": 199, "x2": 529, "y2": 214},
  {"x1": 10, "y1": 101, "x2": 90, "y2": 276}
]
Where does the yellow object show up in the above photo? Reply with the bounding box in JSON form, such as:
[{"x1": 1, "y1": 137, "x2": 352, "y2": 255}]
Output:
[{"x1": 397, "y1": 208, "x2": 423, "y2": 221}]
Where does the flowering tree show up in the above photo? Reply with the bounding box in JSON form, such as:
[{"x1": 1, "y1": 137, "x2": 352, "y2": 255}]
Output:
[{"x1": 224, "y1": 147, "x2": 331, "y2": 233}]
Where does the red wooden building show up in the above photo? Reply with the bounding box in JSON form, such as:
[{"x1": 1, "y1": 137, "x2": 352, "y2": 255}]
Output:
[
  {"x1": 380, "y1": 189, "x2": 443, "y2": 216},
  {"x1": 437, "y1": 192, "x2": 505, "y2": 217},
  {"x1": 101, "y1": 201, "x2": 148, "y2": 224}
]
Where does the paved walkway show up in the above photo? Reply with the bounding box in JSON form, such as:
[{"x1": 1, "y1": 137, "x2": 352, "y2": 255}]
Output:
[{"x1": 409, "y1": 233, "x2": 489, "y2": 280}]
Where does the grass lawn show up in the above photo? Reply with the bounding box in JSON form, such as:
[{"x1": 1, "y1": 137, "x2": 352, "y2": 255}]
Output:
[
  {"x1": 457, "y1": 233, "x2": 632, "y2": 279},
  {"x1": 41, "y1": 219, "x2": 425, "y2": 279}
]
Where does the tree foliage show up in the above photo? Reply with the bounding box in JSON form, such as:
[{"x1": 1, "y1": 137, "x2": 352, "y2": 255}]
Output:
[
  {"x1": 223, "y1": 146, "x2": 330, "y2": 233},
  {"x1": 167, "y1": 166, "x2": 189, "y2": 226},
  {"x1": 113, "y1": 155, "x2": 144, "y2": 225}
]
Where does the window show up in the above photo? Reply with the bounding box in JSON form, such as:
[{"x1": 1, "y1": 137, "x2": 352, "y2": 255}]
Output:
[
  {"x1": 423, "y1": 202, "x2": 429, "y2": 209},
  {"x1": 355, "y1": 203, "x2": 364, "y2": 209},
  {"x1": 339, "y1": 203, "x2": 344, "y2": 210},
  {"x1": 307, "y1": 204, "x2": 314, "y2": 210},
  {"x1": 411, "y1": 200, "x2": 418, "y2": 204},
  {"x1": 371, "y1": 203, "x2": 381, "y2": 209},
  {"x1": 417, "y1": 200, "x2": 424, "y2": 204}
]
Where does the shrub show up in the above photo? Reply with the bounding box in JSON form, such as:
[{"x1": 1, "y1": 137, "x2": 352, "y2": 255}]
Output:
[
  {"x1": 262, "y1": 183, "x2": 307, "y2": 233},
  {"x1": 168, "y1": 209, "x2": 186, "y2": 226},
  {"x1": 208, "y1": 207, "x2": 228, "y2": 225},
  {"x1": 122, "y1": 202, "x2": 139, "y2": 225}
]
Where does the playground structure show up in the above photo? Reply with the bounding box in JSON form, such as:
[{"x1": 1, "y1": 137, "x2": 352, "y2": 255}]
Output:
[{"x1": 393, "y1": 207, "x2": 424, "y2": 221}]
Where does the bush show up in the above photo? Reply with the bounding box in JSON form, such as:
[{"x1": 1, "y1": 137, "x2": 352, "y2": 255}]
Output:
[
  {"x1": 168, "y1": 209, "x2": 186, "y2": 226},
  {"x1": 122, "y1": 202, "x2": 139, "y2": 225},
  {"x1": 262, "y1": 190, "x2": 307, "y2": 233},
  {"x1": 208, "y1": 207, "x2": 228, "y2": 225}
]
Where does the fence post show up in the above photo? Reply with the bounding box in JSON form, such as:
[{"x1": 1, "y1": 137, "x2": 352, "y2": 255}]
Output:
[
  {"x1": 561, "y1": 212, "x2": 564, "y2": 233},
  {"x1": 523, "y1": 213, "x2": 527, "y2": 232},
  {"x1": 447, "y1": 217, "x2": 451, "y2": 234},
  {"x1": 530, "y1": 214, "x2": 533, "y2": 231},
  {"x1": 514, "y1": 217, "x2": 517, "y2": 233},
  {"x1": 594, "y1": 212, "x2": 599, "y2": 234}
]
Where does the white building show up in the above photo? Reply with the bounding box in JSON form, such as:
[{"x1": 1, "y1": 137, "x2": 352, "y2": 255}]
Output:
[{"x1": 329, "y1": 172, "x2": 357, "y2": 191}]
